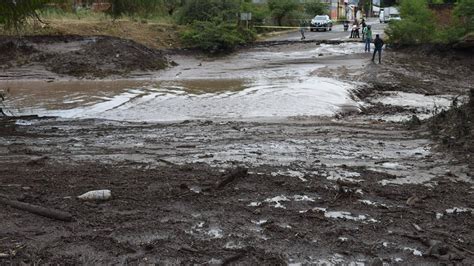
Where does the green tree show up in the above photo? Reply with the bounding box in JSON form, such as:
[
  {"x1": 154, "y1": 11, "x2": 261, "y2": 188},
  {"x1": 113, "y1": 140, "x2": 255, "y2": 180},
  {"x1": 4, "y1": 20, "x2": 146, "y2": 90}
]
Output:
[
  {"x1": 0, "y1": 0, "x2": 50, "y2": 31},
  {"x1": 163, "y1": 0, "x2": 183, "y2": 16},
  {"x1": 304, "y1": 1, "x2": 328, "y2": 16},
  {"x1": 181, "y1": 20, "x2": 255, "y2": 52},
  {"x1": 453, "y1": 0, "x2": 474, "y2": 35},
  {"x1": 107, "y1": 0, "x2": 164, "y2": 19},
  {"x1": 177, "y1": 0, "x2": 240, "y2": 24},
  {"x1": 267, "y1": 0, "x2": 298, "y2": 26},
  {"x1": 386, "y1": 0, "x2": 436, "y2": 44},
  {"x1": 241, "y1": 0, "x2": 269, "y2": 25}
]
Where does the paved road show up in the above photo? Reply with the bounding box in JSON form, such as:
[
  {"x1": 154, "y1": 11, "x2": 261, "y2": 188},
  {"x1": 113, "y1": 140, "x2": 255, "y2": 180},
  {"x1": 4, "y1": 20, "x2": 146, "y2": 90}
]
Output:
[{"x1": 264, "y1": 18, "x2": 386, "y2": 42}]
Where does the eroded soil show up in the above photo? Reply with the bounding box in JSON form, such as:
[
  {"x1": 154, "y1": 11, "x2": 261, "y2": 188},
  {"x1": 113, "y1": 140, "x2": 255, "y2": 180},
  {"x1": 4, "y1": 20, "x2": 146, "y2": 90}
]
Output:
[
  {"x1": 0, "y1": 35, "x2": 170, "y2": 79},
  {"x1": 0, "y1": 39, "x2": 473, "y2": 264}
]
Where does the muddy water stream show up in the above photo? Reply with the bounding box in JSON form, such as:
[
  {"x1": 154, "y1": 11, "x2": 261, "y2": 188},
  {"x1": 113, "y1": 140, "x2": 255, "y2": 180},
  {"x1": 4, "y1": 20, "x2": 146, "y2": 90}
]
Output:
[{"x1": 1, "y1": 43, "x2": 367, "y2": 121}]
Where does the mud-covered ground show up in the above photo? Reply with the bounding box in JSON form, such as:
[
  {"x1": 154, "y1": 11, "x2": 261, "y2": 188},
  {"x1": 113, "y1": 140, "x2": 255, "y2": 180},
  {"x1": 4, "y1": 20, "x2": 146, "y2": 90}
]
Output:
[
  {"x1": 0, "y1": 35, "x2": 170, "y2": 79},
  {"x1": 1, "y1": 38, "x2": 473, "y2": 264}
]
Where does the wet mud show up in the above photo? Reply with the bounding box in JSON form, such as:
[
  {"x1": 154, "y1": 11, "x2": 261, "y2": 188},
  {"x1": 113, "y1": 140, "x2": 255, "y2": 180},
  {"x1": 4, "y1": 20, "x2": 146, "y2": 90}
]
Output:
[
  {"x1": 1, "y1": 39, "x2": 473, "y2": 264},
  {"x1": 0, "y1": 35, "x2": 170, "y2": 79}
]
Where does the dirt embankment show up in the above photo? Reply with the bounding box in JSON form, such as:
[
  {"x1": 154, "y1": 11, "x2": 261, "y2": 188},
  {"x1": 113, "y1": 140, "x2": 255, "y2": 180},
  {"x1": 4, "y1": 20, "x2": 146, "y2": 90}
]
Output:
[
  {"x1": 335, "y1": 45, "x2": 474, "y2": 167},
  {"x1": 427, "y1": 89, "x2": 474, "y2": 165},
  {"x1": 0, "y1": 20, "x2": 183, "y2": 50},
  {"x1": 0, "y1": 35, "x2": 172, "y2": 78}
]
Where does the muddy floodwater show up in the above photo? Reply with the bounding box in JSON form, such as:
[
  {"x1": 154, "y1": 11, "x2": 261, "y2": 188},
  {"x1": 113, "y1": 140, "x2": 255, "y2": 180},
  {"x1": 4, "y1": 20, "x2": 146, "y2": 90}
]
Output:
[
  {"x1": 1, "y1": 39, "x2": 473, "y2": 265},
  {"x1": 2, "y1": 43, "x2": 368, "y2": 121}
]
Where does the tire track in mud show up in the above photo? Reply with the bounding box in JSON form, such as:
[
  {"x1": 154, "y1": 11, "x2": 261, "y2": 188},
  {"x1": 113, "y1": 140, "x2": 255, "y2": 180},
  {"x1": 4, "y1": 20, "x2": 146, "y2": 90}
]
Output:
[{"x1": 0, "y1": 118, "x2": 466, "y2": 185}]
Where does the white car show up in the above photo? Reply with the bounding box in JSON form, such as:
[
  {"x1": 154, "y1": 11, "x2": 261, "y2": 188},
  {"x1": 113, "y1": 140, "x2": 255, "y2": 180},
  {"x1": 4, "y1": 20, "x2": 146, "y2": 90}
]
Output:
[
  {"x1": 379, "y1": 7, "x2": 401, "y2": 23},
  {"x1": 310, "y1": 15, "x2": 333, "y2": 32}
]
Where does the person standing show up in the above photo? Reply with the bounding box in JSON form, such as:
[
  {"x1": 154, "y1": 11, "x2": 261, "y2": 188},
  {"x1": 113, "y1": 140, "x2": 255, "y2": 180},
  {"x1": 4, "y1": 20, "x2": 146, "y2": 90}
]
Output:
[
  {"x1": 299, "y1": 20, "x2": 306, "y2": 41},
  {"x1": 364, "y1": 25, "x2": 372, "y2": 52},
  {"x1": 361, "y1": 19, "x2": 367, "y2": 41},
  {"x1": 372, "y1": 34, "x2": 384, "y2": 63}
]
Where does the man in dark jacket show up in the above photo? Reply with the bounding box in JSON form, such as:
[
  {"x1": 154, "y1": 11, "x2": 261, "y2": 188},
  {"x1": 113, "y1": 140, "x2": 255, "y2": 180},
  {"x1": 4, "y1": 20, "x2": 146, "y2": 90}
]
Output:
[{"x1": 372, "y1": 34, "x2": 384, "y2": 63}]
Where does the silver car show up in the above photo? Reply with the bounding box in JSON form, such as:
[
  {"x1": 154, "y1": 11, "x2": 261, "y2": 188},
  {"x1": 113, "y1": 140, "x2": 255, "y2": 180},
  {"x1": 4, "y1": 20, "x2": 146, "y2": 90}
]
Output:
[{"x1": 310, "y1": 15, "x2": 333, "y2": 32}]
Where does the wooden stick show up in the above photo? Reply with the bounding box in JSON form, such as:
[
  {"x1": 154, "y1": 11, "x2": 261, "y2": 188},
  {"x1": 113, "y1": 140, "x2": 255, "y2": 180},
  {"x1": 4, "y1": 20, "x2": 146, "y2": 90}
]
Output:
[{"x1": 0, "y1": 195, "x2": 73, "y2": 222}]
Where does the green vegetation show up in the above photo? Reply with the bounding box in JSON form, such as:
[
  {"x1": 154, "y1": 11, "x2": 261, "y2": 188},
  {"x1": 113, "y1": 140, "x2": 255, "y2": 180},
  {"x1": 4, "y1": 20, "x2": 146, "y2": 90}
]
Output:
[
  {"x1": 176, "y1": 0, "x2": 239, "y2": 25},
  {"x1": 386, "y1": 0, "x2": 474, "y2": 45},
  {"x1": 107, "y1": 0, "x2": 164, "y2": 19},
  {"x1": 0, "y1": 0, "x2": 340, "y2": 52},
  {"x1": 0, "y1": 0, "x2": 50, "y2": 31},
  {"x1": 181, "y1": 20, "x2": 255, "y2": 52},
  {"x1": 453, "y1": 0, "x2": 474, "y2": 35},
  {"x1": 267, "y1": 0, "x2": 298, "y2": 26},
  {"x1": 386, "y1": 0, "x2": 436, "y2": 44},
  {"x1": 304, "y1": 1, "x2": 329, "y2": 17}
]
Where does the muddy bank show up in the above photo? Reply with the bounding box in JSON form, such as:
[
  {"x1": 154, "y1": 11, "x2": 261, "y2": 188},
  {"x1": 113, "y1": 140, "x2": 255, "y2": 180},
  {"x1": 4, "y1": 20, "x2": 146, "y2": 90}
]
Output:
[
  {"x1": 0, "y1": 35, "x2": 171, "y2": 78},
  {"x1": 0, "y1": 117, "x2": 473, "y2": 264},
  {"x1": 427, "y1": 89, "x2": 474, "y2": 167}
]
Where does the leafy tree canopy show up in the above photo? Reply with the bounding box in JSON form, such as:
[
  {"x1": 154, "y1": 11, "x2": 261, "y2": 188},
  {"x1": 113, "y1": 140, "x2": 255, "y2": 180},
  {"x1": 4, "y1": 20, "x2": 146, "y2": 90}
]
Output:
[
  {"x1": 304, "y1": 1, "x2": 328, "y2": 17},
  {"x1": 267, "y1": 0, "x2": 298, "y2": 26},
  {"x1": 0, "y1": 0, "x2": 50, "y2": 30}
]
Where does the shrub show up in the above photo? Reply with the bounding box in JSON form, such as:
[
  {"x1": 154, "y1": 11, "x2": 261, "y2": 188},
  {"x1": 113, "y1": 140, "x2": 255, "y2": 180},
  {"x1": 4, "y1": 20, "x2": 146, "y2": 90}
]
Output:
[
  {"x1": 267, "y1": 0, "x2": 299, "y2": 26},
  {"x1": 107, "y1": 0, "x2": 165, "y2": 19},
  {"x1": 386, "y1": 0, "x2": 437, "y2": 45},
  {"x1": 177, "y1": 0, "x2": 240, "y2": 25},
  {"x1": 181, "y1": 20, "x2": 256, "y2": 53},
  {"x1": 453, "y1": 0, "x2": 474, "y2": 36},
  {"x1": 0, "y1": 0, "x2": 49, "y2": 31},
  {"x1": 304, "y1": 1, "x2": 329, "y2": 17},
  {"x1": 241, "y1": 1, "x2": 270, "y2": 25}
]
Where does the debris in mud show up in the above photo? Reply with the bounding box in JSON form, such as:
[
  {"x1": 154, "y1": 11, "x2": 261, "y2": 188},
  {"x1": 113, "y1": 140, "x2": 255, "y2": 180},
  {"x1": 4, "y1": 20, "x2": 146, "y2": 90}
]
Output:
[
  {"x1": 77, "y1": 189, "x2": 112, "y2": 201},
  {"x1": 215, "y1": 167, "x2": 248, "y2": 190},
  {"x1": 0, "y1": 41, "x2": 37, "y2": 63},
  {"x1": 0, "y1": 194, "x2": 73, "y2": 222}
]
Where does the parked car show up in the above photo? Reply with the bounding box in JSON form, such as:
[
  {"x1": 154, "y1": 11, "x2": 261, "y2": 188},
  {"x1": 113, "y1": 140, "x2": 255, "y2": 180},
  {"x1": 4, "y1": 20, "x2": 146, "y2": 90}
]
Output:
[
  {"x1": 310, "y1": 15, "x2": 333, "y2": 32},
  {"x1": 379, "y1": 7, "x2": 401, "y2": 23}
]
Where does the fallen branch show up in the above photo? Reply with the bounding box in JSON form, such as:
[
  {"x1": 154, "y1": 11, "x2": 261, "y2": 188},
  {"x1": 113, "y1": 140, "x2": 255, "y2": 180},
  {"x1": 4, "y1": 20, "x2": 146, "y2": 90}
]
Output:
[
  {"x1": 215, "y1": 167, "x2": 248, "y2": 190},
  {"x1": 448, "y1": 241, "x2": 474, "y2": 256},
  {"x1": 158, "y1": 158, "x2": 176, "y2": 165},
  {"x1": 0, "y1": 195, "x2": 73, "y2": 222}
]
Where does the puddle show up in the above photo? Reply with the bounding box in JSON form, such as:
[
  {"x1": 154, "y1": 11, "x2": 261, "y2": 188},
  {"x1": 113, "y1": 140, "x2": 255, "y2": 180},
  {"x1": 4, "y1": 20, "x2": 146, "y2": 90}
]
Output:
[
  {"x1": 300, "y1": 207, "x2": 377, "y2": 223},
  {"x1": 271, "y1": 170, "x2": 307, "y2": 182},
  {"x1": 324, "y1": 211, "x2": 368, "y2": 221},
  {"x1": 325, "y1": 169, "x2": 363, "y2": 182},
  {"x1": 259, "y1": 194, "x2": 318, "y2": 209},
  {"x1": 264, "y1": 195, "x2": 290, "y2": 209},
  {"x1": 445, "y1": 207, "x2": 473, "y2": 214},
  {"x1": 403, "y1": 247, "x2": 423, "y2": 257},
  {"x1": 379, "y1": 172, "x2": 436, "y2": 186},
  {"x1": 372, "y1": 91, "x2": 454, "y2": 111},
  {"x1": 358, "y1": 199, "x2": 389, "y2": 208}
]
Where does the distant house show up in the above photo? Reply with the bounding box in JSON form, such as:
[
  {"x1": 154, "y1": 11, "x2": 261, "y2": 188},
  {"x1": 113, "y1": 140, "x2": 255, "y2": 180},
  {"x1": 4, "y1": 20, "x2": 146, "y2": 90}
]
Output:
[
  {"x1": 252, "y1": 0, "x2": 349, "y2": 20},
  {"x1": 74, "y1": 0, "x2": 111, "y2": 12}
]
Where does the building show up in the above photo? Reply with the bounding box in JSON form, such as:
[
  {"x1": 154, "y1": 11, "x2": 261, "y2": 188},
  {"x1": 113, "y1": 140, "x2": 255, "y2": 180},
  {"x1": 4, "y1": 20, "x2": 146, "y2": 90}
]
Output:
[{"x1": 74, "y1": 0, "x2": 110, "y2": 11}]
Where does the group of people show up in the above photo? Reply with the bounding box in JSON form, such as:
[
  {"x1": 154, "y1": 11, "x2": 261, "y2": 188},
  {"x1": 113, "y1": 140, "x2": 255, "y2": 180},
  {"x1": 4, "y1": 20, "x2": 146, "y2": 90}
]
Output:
[
  {"x1": 350, "y1": 18, "x2": 384, "y2": 63},
  {"x1": 299, "y1": 18, "x2": 385, "y2": 63}
]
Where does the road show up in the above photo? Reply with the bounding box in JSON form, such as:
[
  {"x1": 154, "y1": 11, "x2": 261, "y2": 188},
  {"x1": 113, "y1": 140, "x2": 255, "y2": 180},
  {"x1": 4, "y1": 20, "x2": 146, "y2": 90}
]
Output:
[{"x1": 264, "y1": 18, "x2": 386, "y2": 42}]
